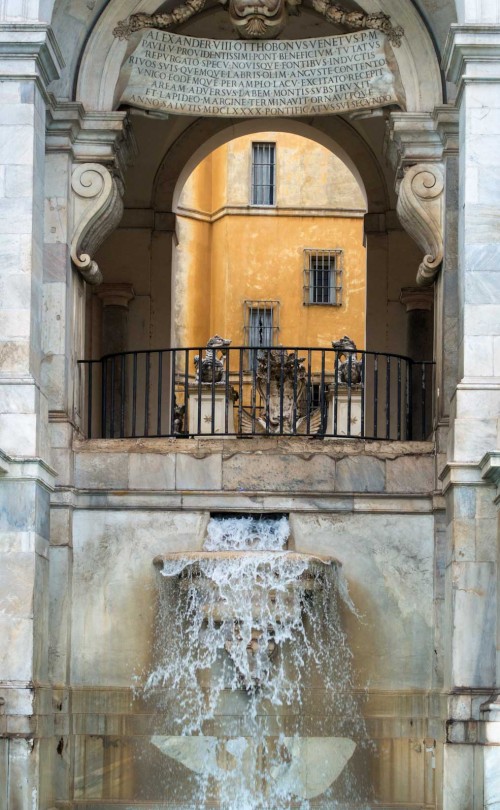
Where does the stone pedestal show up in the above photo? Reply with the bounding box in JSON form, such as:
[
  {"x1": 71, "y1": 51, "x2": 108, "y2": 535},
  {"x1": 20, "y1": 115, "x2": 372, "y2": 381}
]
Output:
[
  {"x1": 326, "y1": 387, "x2": 362, "y2": 437},
  {"x1": 188, "y1": 383, "x2": 235, "y2": 435}
]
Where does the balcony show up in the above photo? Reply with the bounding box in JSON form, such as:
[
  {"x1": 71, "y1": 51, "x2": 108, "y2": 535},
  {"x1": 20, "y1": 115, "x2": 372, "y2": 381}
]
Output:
[{"x1": 78, "y1": 341, "x2": 434, "y2": 442}]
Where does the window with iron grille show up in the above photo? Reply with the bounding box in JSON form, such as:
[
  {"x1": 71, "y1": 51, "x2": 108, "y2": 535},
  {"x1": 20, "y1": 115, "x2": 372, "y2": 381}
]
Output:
[
  {"x1": 251, "y1": 142, "x2": 276, "y2": 206},
  {"x1": 303, "y1": 249, "x2": 343, "y2": 306},
  {"x1": 244, "y1": 300, "x2": 280, "y2": 369}
]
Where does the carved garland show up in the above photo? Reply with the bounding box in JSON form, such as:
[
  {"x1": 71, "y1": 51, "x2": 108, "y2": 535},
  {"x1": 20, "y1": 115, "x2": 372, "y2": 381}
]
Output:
[
  {"x1": 71, "y1": 164, "x2": 124, "y2": 286},
  {"x1": 113, "y1": 1, "x2": 403, "y2": 46},
  {"x1": 396, "y1": 163, "x2": 444, "y2": 288}
]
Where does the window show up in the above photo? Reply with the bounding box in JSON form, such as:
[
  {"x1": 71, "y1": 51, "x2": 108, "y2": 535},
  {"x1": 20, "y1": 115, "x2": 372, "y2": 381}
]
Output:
[
  {"x1": 244, "y1": 300, "x2": 280, "y2": 369},
  {"x1": 303, "y1": 249, "x2": 343, "y2": 306},
  {"x1": 251, "y1": 142, "x2": 276, "y2": 206}
]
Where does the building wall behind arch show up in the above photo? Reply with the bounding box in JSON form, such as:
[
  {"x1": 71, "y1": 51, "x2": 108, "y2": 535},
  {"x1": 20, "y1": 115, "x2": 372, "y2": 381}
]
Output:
[{"x1": 175, "y1": 132, "x2": 367, "y2": 353}]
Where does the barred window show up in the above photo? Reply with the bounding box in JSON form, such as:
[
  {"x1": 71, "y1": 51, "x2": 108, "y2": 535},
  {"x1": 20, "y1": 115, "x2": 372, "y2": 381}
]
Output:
[
  {"x1": 251, "y1": 142, "x2": 276, "y2": 206},
  {"x1": 303, "y1": 249, "x2": 343, "y2": 306},
  {"x1": 244, "y1": 300, "x2": 280, "y2": 370}
]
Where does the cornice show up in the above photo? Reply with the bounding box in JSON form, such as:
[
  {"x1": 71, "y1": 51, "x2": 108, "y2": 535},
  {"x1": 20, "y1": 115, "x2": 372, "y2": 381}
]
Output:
[
  {"x1": 385, "y1": 107, "x2": 459, "y2": 178},
  {"x1": 46, "y1": 98, "x2": 138, "y2": 178},
  {"x1": 443, "y1": 24, "x2": 500, "y2": 99},
  {"x1": 0, "y1": 23, "x2": 64, "y2": 86}
]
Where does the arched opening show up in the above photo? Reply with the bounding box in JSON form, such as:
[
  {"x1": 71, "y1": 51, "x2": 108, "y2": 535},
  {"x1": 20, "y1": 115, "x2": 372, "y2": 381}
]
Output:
[
  {"x1": 85, "y1": 115, "x2": 433, "y2": 440},
  {"x1": 173, "y1": 129, "x2": 367, "y2": 349}
]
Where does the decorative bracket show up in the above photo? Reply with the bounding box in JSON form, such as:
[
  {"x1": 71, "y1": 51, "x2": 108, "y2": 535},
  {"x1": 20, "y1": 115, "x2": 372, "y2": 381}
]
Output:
[
  {"x1": 70, "y1": 163, "x2": 124, "y2": 286},
  {"x1": 396, "y1": 163, "x2": 444, "y2": 287}
]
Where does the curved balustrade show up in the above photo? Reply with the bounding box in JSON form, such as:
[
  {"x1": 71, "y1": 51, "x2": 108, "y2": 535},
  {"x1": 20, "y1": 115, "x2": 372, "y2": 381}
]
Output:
[{"x1": 77, "y1": 346, "x2": 434, "y2": 441}]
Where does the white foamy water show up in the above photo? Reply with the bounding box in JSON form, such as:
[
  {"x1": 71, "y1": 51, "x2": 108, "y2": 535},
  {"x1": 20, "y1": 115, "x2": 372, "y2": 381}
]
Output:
[
  {"x1": 144, "y1": 516, "x2": 370, "y2": 809},
  {"x1": 204, "y1": 514, "x2": 290, "y2": 551}
]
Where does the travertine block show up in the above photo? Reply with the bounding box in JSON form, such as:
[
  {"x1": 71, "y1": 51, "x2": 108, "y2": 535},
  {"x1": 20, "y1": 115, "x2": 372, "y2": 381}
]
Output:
[
  {"x1": 450, "y1": 561, "x2": 496, "y2": 686},
  {"x1": 335, "y1": 455, "x2": 385, "y2": 492},
  {"x1": 50, "y1": 506, "x2": 72, "y2": 547},
  {"x1": 176, "y1": 452, "x2": 222, "y2": 490},
  {"x1": 222, "y1": 452, "x2": 335, "y2": 492},
  {"x1": 452, "y1": 417, "x2": 497, "y2": 463},
  {"x1": 129, "y1": 453, "x2": 176, "y2": 490},
  {"x1": 385, "y1": 455, "x2": 434, "y2": 493},
  {"x1": 0, "y1": 552, "x2": 34, "y2": 617},
  {"x1": 0, "y1": 382, "x2": 36, "y2": 413},
  {"x1": 0, "y1": 616, "x2": 33, "y2": 680},
  {"x1": 447, "y1": 518, "x2": 476, "y2": 564},
  {"x1": 475, "y1": 517, "x2": 497, "y2": 562},
  {"x1": 443, "y1": 745, "x2": 474, "y2": 810},
  {"x1": 74, "y1": 453, "x2": 129, "y2": 489},
  {"x1": 48, "y1": 545, "x2": 72, "y2": 686}
]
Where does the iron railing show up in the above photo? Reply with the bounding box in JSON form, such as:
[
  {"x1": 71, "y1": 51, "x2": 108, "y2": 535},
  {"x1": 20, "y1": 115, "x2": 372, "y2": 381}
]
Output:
[{"x1": 77, "y1": 347, "x2": 434, "y2": 441}]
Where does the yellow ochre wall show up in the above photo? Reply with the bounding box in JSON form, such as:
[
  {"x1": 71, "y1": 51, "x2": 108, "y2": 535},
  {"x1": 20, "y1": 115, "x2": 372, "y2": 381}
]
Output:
[{"x1": 175, "y1": 132, "x2": 367, "y2": 354}]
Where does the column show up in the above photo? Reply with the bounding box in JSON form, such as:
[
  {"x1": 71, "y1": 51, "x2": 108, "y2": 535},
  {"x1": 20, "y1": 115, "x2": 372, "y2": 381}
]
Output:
[
  {"x1": 97, "y1": 283, "x2": 136, "y2": 355},
  {"x1": 400, "y1": 287, "x2": 434, "y2": 361}
]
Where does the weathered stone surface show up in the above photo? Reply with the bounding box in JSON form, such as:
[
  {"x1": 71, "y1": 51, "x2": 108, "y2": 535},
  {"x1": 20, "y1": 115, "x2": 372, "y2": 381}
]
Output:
[
  {"x1": 70, "y1": 510, "x2": 206, "y2": 684},
  {"x1": 443, "y1": 745, "x2": 474, "y2": 810},
  {"x1": 335, "y1": 455, "x2": 385, "y2": 492},
  {"x1": 449, "y1": 561, "x2": 497, "y2": 687},
  {"x1": 385, "y1": 455, "x2": 435, "y2": 493},
  {"x1": 222, "y1": 452, "x2": 335, "y2": 491},
  {"x1": 176, "y1": 453, "x2": 222, "y2": 490},
  {"x1": 129, "y1": 453, "x2": 176, "y2": 490},
  {"x1": 291, "y1": 511, "x2": 434, "y2": 689},
  {"x1": 74, "y1": 453, "x2": 129, "y2": 489},
  {"x1": 119, "y1": 29, "x2": 401, "y2": 118}
]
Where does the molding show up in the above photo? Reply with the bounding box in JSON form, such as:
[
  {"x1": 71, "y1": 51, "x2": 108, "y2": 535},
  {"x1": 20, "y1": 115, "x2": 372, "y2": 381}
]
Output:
[
  {"x1": 385, "y1": 107, "x2": 459, "y2": 179},
  {"x1": 0, "y1": 448, "x2": 56, "y2": 489},
  {"x1": 400, "y1": 286, "x2": 434, "y2": 312},
  {"x1": 480, "y1": 452, "x2": 500, "y2": 487},
  {"x1": 443, "y1": 24, "x2": 500, "y2": 100},
  {"x1": 70, "y1": 164, "x2": 125, "y2": 286},
  {"x1": 385, "y1": 112, "x2": 443, "y2": 178},
  {"x1": 46, "y1": 99, "x2": 138, "y2": 180},
  {"x1": 396, "y1": 163, "x2": 444, "y2": 287},
  {"x1": 0, "y1": 23, "x2": 64, "y2": 85},
  {"x1": 96, "y1": 283, "x2": 135, "y2": 309},
  {"x1": 439, "y1": 461, "x2": 485, "y2": 493},
  {"x1": 177, "y1": 204, "x2": 366, "y2": 224}
]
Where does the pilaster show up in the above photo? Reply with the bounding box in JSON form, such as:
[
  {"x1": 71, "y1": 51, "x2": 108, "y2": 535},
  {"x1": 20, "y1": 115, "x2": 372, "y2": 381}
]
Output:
[{"x1": 0, "y1": 25, "x2": 63, "y2": 461}]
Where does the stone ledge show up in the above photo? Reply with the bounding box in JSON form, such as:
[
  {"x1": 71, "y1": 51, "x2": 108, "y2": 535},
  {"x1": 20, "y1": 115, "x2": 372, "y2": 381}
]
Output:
[
  {"x1": 73, "y1": 436, "x2": 435, "y2": 458},
  {"x1": 70, "y1": 440, "x2": 436, "y2": 496}
]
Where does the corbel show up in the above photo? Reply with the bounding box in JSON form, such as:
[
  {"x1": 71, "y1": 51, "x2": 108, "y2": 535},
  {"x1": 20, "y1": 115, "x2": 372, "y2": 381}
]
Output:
[
  {"x1": 70, "y1": 163, "x2": 124, "y2": 286},
  {"x1": 396, "y1": 162, "x2": 444, "y2": 287}
]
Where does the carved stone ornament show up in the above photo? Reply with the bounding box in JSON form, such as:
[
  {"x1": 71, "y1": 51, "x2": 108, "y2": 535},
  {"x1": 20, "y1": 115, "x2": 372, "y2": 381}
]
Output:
[
  {"x1": 194, "y1": 334, "x2": 232, "y2": 383},
  {"x1": 71, "y1": 164, "x2": 124, "y2": 286},
  {"x1": 113, "y1": 1, "x2": 403, "y2": 44},
  {"x1": 396, "y1": 163, "x2": 444, "y2": 288},
  {"x1": 241, "y1": 349, "x2": 322, "y2": 434},
  {"x1": 332, "y1": 336, "x2": 363, "y2": 385}
]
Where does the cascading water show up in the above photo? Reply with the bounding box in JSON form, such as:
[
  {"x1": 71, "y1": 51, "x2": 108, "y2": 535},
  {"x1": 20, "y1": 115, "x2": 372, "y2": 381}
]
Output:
[{"x1": 144, "y1": 515, "x2": 370, "y2": 809}]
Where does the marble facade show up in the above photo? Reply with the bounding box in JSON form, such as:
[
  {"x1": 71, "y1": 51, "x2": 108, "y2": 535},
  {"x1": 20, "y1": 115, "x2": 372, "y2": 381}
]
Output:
[{"x1": 0, "y1": 1, "x2": 499, "y2": 808}]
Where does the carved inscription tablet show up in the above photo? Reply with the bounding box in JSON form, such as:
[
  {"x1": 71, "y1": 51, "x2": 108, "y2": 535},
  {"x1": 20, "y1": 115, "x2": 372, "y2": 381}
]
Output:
[{"x1": 117, "y1": 29, "x2": 404, "y2": 117}]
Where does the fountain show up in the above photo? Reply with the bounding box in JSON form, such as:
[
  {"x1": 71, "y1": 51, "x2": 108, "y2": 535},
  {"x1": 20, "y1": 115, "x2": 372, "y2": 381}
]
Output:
[{"x1": 145, "y1": 515, "x2": 369, "y2": 808}]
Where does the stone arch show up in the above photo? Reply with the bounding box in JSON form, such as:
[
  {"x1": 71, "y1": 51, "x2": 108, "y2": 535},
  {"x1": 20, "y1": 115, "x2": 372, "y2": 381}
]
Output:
[
  {"x1": 75, "y1": 0, "x2": 444, "y2": 113},
  {"x1": 155, "y1": 116, "x2": 387, "y2": 215}
]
